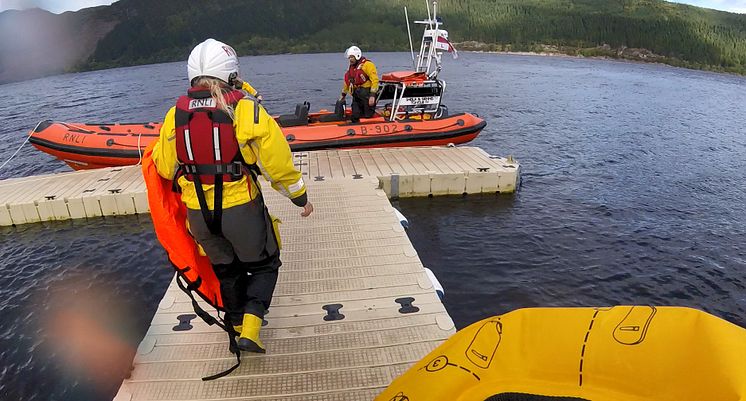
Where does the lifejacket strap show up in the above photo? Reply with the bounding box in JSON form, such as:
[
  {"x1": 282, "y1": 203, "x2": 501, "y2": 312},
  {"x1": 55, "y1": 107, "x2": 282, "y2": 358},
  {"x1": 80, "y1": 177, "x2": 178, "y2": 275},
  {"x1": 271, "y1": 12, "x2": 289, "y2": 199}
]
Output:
[
  {"x1": 202, "y1": 340, "x2": 241, "y2": 381},
  {"x1": 175, "y1": 274, "x2": 225, "y2": 329},
  {"x1": 175, "y1": 274, "x2": 241, "y2": 381},
  {"x1": 191, "y1": 174, "x2": 218, "y2": 235},
  {"x1": 213, "y1": 175, "x2": 224, "y2": 235},
  {"x1": 183, "y1": 162, "x2": 243, "y2": 177}
]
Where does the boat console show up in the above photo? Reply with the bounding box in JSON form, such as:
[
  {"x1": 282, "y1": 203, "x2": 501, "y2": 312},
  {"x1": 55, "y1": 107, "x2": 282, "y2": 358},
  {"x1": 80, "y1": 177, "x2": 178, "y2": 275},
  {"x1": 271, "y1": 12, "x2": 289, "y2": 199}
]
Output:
[{"x1": 377, "y1": 72, "x2": 446, "y2": 121}]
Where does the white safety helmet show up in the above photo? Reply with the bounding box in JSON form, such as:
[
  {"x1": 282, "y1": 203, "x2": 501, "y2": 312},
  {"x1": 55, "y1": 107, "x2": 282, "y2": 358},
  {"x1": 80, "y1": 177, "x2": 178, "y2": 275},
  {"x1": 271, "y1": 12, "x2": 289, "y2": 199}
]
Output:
[
  {"x1": 345, "y1": 45, "x2": 362, "y2": 61},
  {"x1": 187, "y1": 38, "x2": 239, "y2": 85}
]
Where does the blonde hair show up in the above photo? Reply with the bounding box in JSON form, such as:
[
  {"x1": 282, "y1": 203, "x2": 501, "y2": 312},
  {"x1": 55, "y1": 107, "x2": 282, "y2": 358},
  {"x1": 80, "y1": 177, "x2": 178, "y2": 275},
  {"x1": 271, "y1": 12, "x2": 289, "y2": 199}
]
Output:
[{"x1": 192, "y1": 77, "x2": 235, "y2": 120}]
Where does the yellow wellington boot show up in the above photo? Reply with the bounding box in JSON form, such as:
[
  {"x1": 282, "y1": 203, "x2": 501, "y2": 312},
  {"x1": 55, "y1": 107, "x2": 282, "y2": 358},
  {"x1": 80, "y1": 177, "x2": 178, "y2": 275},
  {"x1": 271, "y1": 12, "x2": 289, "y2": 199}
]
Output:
[
  {"x1": 238, "y1": 314, "x2": 266, "y2": 353},
  {"x1": 232, "y1": 325, "x2": 242, "y2": 335}
]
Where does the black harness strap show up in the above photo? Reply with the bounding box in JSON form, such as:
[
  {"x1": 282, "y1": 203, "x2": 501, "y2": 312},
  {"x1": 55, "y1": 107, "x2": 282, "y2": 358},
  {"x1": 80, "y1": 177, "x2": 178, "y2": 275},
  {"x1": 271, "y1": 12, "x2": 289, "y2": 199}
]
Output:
[
  {"x1": 212, "y1": 173, "x2": 224, "y2": 235},
  {"x1": 191, "y1": 174, "x2": 219, "y2": 234},
  {"x1": 183, "y1": 162, "x2": 243, "y2": 176},
  {"x1": 175, "y1": 274, "x2": 224, "y2": 329},
  {"x1": 244, "y1": 163, "x2": 260, "y2": 182},
  {"x1": 175, "y1": 273, "x2": 241, "y2": 381},
  {"x1": 201, "y1": 351, "x2": 240, "y2": 381}
]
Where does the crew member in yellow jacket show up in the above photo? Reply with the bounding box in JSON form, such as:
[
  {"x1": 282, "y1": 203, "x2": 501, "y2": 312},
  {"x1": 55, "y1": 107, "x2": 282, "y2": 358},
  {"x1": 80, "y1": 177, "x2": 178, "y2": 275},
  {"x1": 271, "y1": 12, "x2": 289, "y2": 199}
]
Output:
[
  {"x1": 339, "y1": 45, "x2": 379, "y2": 122},
  {"x1": 152, "y1": 38, "x2": 313, "y2": 354}
]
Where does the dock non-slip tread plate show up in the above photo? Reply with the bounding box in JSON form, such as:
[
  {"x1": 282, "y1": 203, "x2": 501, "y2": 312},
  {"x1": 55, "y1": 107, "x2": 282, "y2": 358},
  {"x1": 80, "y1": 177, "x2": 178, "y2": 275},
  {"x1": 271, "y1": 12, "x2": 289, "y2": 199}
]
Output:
[
  {"x1": 128, "y1": 341, "x2": 443, "y2": 380},
  {"x1": 114, "y1": 364, "x2": 410, "y2": 401},
  {"x1": 134, "y1": 325, "x2": 449, "y2": 362}
]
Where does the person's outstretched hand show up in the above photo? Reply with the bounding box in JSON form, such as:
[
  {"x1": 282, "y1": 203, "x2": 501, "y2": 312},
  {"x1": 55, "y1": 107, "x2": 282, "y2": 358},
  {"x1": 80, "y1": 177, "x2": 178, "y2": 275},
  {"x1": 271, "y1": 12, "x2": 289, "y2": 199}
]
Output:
[{"x1": 301, "y1": 202, "x2": 314, "y2": 217}]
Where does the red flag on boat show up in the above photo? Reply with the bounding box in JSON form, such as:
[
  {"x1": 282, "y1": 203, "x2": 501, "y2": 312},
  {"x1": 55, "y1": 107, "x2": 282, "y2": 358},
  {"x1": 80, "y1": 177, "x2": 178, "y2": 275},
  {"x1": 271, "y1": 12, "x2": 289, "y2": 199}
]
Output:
[{"x1": 435, "y1": 34, "x2": 458, "y2": 59}]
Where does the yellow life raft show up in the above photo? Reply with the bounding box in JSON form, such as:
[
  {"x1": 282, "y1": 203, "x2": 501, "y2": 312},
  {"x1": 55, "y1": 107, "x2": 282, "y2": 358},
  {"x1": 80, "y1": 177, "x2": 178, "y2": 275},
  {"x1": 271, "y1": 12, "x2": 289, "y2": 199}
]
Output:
[{"x1": 376, "y1": 306, "x2": 746, "y2": 401}]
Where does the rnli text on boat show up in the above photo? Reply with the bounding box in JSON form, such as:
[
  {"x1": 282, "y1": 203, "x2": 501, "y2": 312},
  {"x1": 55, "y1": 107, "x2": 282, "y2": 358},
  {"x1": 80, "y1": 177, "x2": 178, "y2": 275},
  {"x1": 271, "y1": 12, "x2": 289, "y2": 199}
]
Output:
[{"x1": 62, "y1": 133, "x2": 86, "y2": 144}]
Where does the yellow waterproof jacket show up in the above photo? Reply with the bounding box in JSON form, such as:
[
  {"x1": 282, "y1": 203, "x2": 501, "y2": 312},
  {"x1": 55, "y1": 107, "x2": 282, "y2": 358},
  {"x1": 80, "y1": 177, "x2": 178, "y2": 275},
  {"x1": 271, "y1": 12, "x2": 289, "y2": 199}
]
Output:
[
  {"x1": 342, "y1": 59, "x2": 379, "y2": 95},
  {"x1": 152, "y1": 98, "x2": 306, "y2": 210}
]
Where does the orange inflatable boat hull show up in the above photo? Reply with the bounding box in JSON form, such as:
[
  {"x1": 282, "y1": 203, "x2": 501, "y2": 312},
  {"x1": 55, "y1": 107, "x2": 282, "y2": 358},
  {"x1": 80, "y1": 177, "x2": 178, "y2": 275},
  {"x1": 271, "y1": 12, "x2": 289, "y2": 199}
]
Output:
[{"x1": 28, "y1": 112, "x2": 486, "y2": 170}]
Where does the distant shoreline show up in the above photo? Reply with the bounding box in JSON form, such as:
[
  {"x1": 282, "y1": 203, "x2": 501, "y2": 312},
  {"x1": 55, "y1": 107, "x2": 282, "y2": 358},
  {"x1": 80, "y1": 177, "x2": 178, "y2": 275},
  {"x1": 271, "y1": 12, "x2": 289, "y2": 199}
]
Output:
[
  {"x1": 464, "y1": 50, "x2": 705, "y2": 76},
  {"x1": 454, "y1": 42, "x2": 746, "y2": 76},
  {"x1": 468, "y1": 49, "x2": 662, "y2": 65}
]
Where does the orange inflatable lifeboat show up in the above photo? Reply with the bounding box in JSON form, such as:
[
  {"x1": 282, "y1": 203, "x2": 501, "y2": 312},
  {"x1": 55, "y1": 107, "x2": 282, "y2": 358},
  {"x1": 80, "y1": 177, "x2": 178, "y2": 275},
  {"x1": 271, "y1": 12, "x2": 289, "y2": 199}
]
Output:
[{"x1": 28, "y1": 104, "x2": 485, "y2": 170}]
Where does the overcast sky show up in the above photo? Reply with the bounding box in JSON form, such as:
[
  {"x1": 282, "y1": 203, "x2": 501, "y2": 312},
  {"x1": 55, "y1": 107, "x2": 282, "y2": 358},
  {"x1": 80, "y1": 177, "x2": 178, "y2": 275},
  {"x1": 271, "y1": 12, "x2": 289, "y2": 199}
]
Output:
[
  {"x1": 0, "y1": 0, "x2": 118, "y2": 13},
  {"x1": 670, "y1": 0, "x2": 746, "y2": 13},
  {"x1": 0, "y1": 0, "x2": 745, "y2": 14}
]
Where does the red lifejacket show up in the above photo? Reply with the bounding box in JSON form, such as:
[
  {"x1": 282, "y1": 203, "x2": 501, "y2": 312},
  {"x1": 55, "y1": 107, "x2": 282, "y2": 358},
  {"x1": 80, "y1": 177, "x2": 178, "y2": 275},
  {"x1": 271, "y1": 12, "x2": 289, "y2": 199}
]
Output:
[
  {"x1": 173, "y1": 87, "x2": 250, "y2": 234},
  {"x1": 344, "y1": 57, "x2": 370, "y2": 87},
  {"x1": 174, "y1": 87, "x2": 246, "y2": 184}
]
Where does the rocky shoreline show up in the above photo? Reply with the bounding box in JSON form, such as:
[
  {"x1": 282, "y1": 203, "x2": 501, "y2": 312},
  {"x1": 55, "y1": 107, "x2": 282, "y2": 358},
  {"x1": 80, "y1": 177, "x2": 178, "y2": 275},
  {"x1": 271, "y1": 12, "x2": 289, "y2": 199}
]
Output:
[{"x1": 455, "y1": 41, "x2": 743, "y2": 75}]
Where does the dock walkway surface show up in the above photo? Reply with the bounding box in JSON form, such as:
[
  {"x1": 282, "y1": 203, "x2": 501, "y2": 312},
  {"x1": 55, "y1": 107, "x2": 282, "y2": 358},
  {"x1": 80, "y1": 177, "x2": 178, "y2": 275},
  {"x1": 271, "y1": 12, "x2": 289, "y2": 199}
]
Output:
[
  {"x1": 0, "y1": 146, "x2": 519, "y2": 226},
  {"x1": 0, "y1": 146, "x2": 520, "y2": 400}
]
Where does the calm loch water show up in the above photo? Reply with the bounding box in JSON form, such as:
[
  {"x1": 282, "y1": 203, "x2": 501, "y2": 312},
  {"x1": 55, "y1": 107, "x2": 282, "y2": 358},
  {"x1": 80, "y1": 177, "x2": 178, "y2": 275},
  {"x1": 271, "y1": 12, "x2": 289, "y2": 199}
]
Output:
[{"x1": 1, "y1": 52, "x2": 745, "y2": 400}]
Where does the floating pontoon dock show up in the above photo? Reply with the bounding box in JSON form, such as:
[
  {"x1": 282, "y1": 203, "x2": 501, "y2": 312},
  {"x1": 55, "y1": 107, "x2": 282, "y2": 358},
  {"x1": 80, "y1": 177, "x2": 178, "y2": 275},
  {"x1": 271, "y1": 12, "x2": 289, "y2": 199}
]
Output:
[
  {"x1": 0, "y1": 146, "x2": 520, "y2": 400},
  {"x1": 0, "y1": 146, "x2": 518, "y2": 226}
]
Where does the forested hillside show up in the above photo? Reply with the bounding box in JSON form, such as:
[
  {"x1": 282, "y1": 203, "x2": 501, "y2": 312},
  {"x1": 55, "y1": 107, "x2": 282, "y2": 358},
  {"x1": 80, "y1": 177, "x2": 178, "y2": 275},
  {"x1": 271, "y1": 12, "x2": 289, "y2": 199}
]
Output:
[
  {"x1": 1, "y1": 0, "x2": 745, "y2": 83},
  {"x1": 82, "y1": 0, "x2": 746, "y2": 74}
]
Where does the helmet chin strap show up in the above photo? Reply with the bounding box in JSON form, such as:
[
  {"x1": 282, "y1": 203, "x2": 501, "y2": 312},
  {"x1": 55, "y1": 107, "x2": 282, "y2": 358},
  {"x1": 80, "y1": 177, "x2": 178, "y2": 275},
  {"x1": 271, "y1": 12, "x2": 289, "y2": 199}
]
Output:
[{"x1": 227, "y1": 72, "x2": 238, "y2": 85}]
